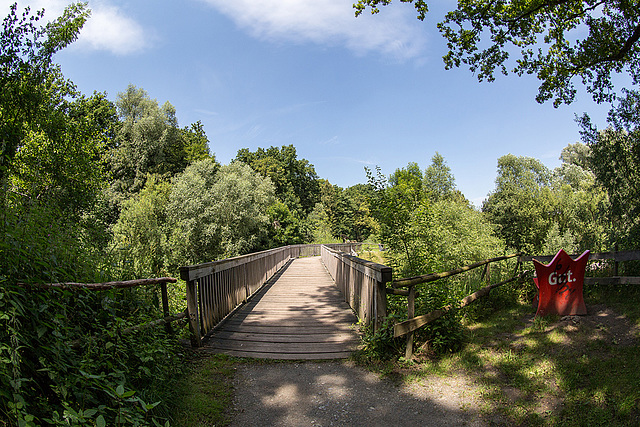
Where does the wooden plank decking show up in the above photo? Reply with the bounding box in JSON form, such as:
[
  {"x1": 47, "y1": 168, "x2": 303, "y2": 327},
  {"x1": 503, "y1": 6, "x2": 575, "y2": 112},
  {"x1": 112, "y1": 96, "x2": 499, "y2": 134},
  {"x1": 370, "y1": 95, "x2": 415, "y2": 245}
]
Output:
[{"x1": 200, "y1": 256, "x2": 361, "y2": 359}]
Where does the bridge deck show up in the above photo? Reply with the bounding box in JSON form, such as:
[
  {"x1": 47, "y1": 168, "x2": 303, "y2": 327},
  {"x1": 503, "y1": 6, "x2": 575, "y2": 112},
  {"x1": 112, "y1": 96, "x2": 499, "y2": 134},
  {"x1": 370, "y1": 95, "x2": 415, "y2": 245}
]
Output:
[{"x1": 200, "y1": 256, "x2": 361, "y2": 359}]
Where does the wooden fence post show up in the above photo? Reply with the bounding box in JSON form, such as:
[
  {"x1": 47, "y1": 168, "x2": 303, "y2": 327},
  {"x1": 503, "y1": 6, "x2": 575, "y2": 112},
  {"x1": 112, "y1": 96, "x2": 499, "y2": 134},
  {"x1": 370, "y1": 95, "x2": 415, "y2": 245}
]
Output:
[
  {"x1": 160, "y1": 282, "x2": 172, "y2": 334},
  {"x1": 374, "y1": 278, "x2": 387, "y2": 333},
  {"x1": 185, "y1": 279, "x2": 202, "y2": 347},
  {"x1": 405, "y1": 285, "x2": 415, "y2": 360}
]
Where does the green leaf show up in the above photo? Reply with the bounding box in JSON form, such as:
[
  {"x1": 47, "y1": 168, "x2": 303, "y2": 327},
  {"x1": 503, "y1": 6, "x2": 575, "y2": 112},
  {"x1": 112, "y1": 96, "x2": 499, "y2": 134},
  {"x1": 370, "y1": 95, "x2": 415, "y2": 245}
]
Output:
[
  {"x1": 96, "y1": 415, "x2": 106, "y2": 427},
  {"x1": 121, "y1": 390, "x2": 136, "y2": 398}
]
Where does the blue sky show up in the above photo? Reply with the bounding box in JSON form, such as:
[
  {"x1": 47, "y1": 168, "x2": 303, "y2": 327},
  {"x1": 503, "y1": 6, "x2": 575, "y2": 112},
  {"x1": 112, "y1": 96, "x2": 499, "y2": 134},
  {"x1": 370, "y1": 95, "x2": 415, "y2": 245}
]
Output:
[{"x1": 4, "y1": 0, "x2": 623, "y2": 205}]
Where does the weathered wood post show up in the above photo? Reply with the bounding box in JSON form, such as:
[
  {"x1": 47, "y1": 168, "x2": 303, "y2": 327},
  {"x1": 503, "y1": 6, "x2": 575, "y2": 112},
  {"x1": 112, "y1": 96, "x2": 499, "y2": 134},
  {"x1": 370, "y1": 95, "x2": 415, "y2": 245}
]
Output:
[
  {"x1": 405, "y1": 285, "x2": 415, "y2": 359},
  {"x1": 180, "y1": 271, "x2": 202, "y2": 347},
  {"x1": 160, "y1": 282, "x2": 172, "y2": 334},
  {"x1": 374, "y1": 274, "x2": 388, "y2": 333}
]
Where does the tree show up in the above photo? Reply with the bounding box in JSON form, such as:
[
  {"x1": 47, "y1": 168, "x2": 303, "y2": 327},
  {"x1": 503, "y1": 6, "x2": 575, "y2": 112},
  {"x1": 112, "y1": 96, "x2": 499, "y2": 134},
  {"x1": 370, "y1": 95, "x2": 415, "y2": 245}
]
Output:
[
  {"x1": 0, "y1": 2, "x2": 89, "y2": 178},
  {"x1": 106, "y1": 85, "x2": 213, "y2": 217},
  {"x1": 579, "y1": 89, "x2": 640, "y2": 249},
  {"x1": 483, "y1": 154, "x2": 553, "y2": 253},
  {"x1": 343, "y1": 184, "x2": 378, "y2": 241},
  {"x1": 8, "y1": 91, "x2": 114, "y2": 215},
  {"x1": 266, "y1": 200, "x2": 310, "y2": 247},
  {"x1": 355, "y1": 0, "x2": 640, "y2": 106},
  {"x1": 424, "y1": 152, "x2": 456, "y2": 201},
  {"x1": 320, "y1": 182, "x2": 376, "y2": 242},
  {"x1": 235, "y1": 145, "x2": 320, "y2": 218},
  {"x1": 549, "y1": 143, "x2": 608, "y2": 252},
  {"x1": 112, "y1": 175, "x2": 171, "y2": 278},
  {"x1": 165, "y1": 160, "x2": 275, "y2": 269},
  {"x1": 182, "y1": 120, "x2": 212, "y2": 163},
  {"x1": 367, "y1": 164, "x2": 427, "y2": 275}
]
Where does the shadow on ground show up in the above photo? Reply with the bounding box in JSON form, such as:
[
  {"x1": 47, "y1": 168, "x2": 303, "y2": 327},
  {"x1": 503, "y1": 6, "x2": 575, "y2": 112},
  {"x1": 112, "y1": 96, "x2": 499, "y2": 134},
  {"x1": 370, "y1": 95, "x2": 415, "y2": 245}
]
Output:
[{"x1": 230, "y1": 360, "x2": 499, "y2": 427}]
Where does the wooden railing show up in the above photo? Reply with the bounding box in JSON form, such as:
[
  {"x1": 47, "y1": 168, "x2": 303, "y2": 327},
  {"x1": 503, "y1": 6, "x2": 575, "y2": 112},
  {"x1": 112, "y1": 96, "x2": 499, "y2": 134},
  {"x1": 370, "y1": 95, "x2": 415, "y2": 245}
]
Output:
[
  {"x1": 19, "y1": 278, "x2": 185, "y2": 333},
  {"x1": 180, "y1": 246, "x2": 290, "y2": 346},
  {"x1": 321, "y1": 244, "x2": 392, "y2": 333},
  {"x1": 179, "y1": 243, "x2": 364, "y2": 346},
  {"x1": 391, "y1": 254, "x2": 523, "y2": 359}
]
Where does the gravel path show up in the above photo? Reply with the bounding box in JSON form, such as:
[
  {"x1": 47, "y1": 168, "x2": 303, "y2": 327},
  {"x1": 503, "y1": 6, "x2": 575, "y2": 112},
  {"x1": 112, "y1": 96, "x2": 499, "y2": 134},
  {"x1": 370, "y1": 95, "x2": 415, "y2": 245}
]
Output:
[{"x1": 230, "y1": 360, "x2": 492, "y2": 427}]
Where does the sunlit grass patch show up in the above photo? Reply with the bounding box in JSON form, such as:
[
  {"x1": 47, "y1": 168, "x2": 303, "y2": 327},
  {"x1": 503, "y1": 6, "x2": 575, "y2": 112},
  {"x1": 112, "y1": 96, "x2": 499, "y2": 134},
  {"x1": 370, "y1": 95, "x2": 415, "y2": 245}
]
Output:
[{"x1": 171, "y1": 354, "x2": 237, "y2": 427}]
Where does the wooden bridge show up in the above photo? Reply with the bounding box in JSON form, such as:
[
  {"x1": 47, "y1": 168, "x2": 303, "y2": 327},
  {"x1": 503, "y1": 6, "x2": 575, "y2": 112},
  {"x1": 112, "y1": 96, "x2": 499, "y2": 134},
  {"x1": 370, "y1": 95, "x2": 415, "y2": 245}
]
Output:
[{"x1": 180, "y1": 244, "x2": 392, "y2": 359}]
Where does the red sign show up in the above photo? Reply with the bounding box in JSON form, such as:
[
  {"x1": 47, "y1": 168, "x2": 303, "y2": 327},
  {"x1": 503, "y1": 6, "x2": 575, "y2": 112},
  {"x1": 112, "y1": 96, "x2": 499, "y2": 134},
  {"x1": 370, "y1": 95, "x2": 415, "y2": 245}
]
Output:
[{"x1": 533, "y1": 249, "x2": 589, "y2": 316}]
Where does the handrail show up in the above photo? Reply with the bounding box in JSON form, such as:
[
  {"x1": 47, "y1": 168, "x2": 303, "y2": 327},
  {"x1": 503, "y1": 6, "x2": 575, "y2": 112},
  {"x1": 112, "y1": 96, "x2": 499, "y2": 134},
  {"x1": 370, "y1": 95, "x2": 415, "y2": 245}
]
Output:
[
  {"x1": 520, "y1": 249, "x2": 640, "y2": 278},
  {"x1": 17, "y1": 277, "x2": 177, "y2": 290},
  {"x1": 392, "y1": 254, "x2": 520, "y2": 288},
  {"x1": 321, "y1": 244, "x2": 392, "y2": 332}
]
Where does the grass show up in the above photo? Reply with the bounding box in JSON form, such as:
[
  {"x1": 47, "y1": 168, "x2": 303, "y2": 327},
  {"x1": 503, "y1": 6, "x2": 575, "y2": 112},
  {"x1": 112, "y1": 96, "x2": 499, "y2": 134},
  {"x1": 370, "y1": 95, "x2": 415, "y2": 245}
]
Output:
[
  {"x1": 361, "y1": 286, "x2": 640, "y2": 426},
  {"x1": 171, "y1": 354, "x2": 237, "y2": 426}
]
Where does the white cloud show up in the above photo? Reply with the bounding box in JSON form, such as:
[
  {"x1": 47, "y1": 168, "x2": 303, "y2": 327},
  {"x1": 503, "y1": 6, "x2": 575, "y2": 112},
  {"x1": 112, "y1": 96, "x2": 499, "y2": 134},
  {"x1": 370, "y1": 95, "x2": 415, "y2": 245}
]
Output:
[
  {"x1": 1, "y1": 0, "x2": 151, "y2": 55},
  {"x1": 199, "y1": 0, "x2": 427, "y2": 60},
  {"x1": 76, "y1": 2, "x2": 150, "y2": 55}
]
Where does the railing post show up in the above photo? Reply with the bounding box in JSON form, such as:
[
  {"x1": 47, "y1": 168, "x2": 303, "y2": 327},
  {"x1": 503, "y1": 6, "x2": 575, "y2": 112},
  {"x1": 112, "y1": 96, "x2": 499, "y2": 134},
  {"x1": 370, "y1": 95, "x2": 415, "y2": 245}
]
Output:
[
  {"x1": 160, "y1": 282, "x2": 172, "y2": 334},
  {"x1": 185, "y1": 279, "x2": 202, "y2": 347},
  {"x1": 374, "y1": 277, "x2": 387, "y2": 333},
  {"x1": 405, "y1": 285, "x2": 415, "y2": 360}
]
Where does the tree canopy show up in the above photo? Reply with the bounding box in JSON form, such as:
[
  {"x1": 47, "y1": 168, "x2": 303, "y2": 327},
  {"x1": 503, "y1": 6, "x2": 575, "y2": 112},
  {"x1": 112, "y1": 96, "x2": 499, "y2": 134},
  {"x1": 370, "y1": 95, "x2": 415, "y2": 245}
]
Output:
[
  {"x1": 579, "y1": 89, "x2": 640, "y2": 248},
  {"x1": 235, "y1": 144, "x2": 320, "y2": 217},
  {"x1": 355, "y1": 0, "x2": 640, "y2": 106}
]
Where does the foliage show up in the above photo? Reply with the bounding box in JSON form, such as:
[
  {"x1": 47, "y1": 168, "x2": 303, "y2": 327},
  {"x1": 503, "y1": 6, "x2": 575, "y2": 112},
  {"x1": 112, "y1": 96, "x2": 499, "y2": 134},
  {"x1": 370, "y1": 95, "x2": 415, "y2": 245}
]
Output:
[
  {"x1": 367, "y1": 156, "x2": 506, "y2": 354},
  {"x1": 356, "y1": 313, "x2": 405, "y2": 361},
  {"x1": 182, "y1": 120, "x2": 212, "y2": 164},
  {"x1": 307, "y1": 202, "x2": 341, "y2": 244},
  {"x1": 319, "y1": 181, "x2": 377, "y2": 242},
  {"x1": 265, "y1": 201, "x2": 310, "y2": 247},
  {"x1": 0, "y1": 189, "x2": 185, "y2": 425},
  {"x1": 483, "y1": 154, "x2": 553, "y2": 254},
  {"x1": 166, "y1": 160, "x2": 275, "y2": 269},
  {"x1": 235, "y1": 144, "x2": 320, "y2": 218},
  {"x1": 579, "y1": 89, "x2": 640, "y2": 251},
  {"x1": 0, "y1": 2, "x2": 89, "y2": 177},
  {"x1": 369, "y1": 157, "x2": 503, "y2": 277},
  {"x1": 0, "y1": 6, "x2": 192, "y2": 425},
  {"x1": 0, "y1": 282, "x2": 185, "y2": 426},
  {"x1": 106, "y1": 85, "x2": 214, "y2": 219},
  {"x1": 484, "y1": 148, "x2": 609, "y2": 255},
  {"x1": 550, "y1": 143, "x2": 609, "y2": 252},
  {"x1": 9, "y1": 91, "x2": 113, "y2": 217},
  {"x1": 355, "y1": 0, "x2": 640, "y2": 106},
  {"x1": 423, "y1": 152, "x2": 456, "y2": 201},
  {"x1": 112, "y1": 175, "x2": 172, "y2": 279}
]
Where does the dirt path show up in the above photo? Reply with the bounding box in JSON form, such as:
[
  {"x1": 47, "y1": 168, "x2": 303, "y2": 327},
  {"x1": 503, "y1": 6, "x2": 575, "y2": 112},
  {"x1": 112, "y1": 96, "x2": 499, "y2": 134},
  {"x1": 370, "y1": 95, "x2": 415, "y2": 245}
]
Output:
[{"x1": 230, "y1": 360, "x2": 495, "y2": 427}]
